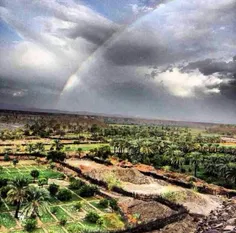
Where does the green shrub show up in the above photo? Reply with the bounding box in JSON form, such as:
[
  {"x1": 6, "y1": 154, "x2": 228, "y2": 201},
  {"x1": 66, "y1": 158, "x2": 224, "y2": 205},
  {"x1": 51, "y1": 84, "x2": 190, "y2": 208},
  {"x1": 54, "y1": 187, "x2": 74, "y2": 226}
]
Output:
[
  {"x1": 23, "y1": 218, "x2": 37, "y2": 232},
  {"x1": 4, "y1": 154, "x2": 10, "y2": 161},
  {"x1": 59, "y1": 217, "x2": 67, "y2": 226},
  {"x1": 99, "y1": 199, "x2": 109, "y2": 208},
  {"x1": 0, "y1": 178, "x2": 8, "y2": 188},
  {"x1": 47, "y1": 151, "x2": 66, "y2": 162},
  {"x1": 67, "y1": 223, "x2": 82, "y2": 233},
  {"x1": 69, "y1": 179, "x2": 83, "y2": 190},
  {"x1": 30, "y1": 169, "x2": 40, "y2": 181},
  {"x1": 162, "y1": 165, "x2": 172, "y2": 172},
  {"x1": 51, "y1": 206, "x2": 58, "y2": 214},
  {"x1": 96, "y1": 218, "x2": 104, "y2": 228},
  {"x1": 38, "y1": 178, "x2": 48, "y2": 186},
  {"x1": 1, "y1": 186, "x2": 11, "y2": 198},
  {"x1": 74, "y1": 201, "x2": 82, "y2": 211},
  {"x1": 12, "y1": 158, "x2": 19, "y2": 166},
  {"x1": 57, "y1": 188, "x2": 72, "y2": 201},
  {"x1": 78, "y1": 185, "x2": 98, "y2": 197},
  {"x1": 48, "y1": 183, "x2": 59, "y2": 196},
  {"x1": 161, "y1": 191, "x2": 187, "y2": 203},
  {"x1": 109, "y1": 199, "x2": 119, "y2": 211},
  {"x1": 104, "y1": 173, "x2": 121, "y2": 190},
  {"x1": 85, "y1": 211, "x2": 101, "y2": 224}
]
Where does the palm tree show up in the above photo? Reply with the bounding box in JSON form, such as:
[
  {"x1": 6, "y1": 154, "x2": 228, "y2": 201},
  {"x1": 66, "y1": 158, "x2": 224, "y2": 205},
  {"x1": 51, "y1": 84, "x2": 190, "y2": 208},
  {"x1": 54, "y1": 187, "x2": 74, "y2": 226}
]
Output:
[
  {"x1": 34, "y1": 143, "x2": 45, "y2": 154},
  {"x1": 22, "y1": 186, "x2": 50, "y2": 218},
  {"x1": 26, "y1": 144, "x2": 34, "y2": 154},
  {"x1": 203, "y1": 155, "x2": 219, "y2": 176},
  {"x1": 7, "y1": 176, "x2": 29, "y2": 218},
  {"x1": 170, "y1": 150, "x2": 185, "y2": 170},
  {"x1": 51, "y1": 139, "x2": 63, "y2": 151},
  {"x1": 189, "y1": 152, "x2": 202, "y2": 177},
  {"x1": 225, "y1": 163, "x2": 236, "y2": 185}
]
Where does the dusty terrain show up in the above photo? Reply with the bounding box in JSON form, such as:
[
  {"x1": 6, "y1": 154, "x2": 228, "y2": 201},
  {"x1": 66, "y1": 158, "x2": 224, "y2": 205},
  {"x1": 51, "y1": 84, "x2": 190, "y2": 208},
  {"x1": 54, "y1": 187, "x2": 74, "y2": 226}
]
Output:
[
  {"x1": 119, "y1": 197, "x2": 175, "y2": 223},
  {"x1": 147, "y1": 215, "x2": 197, "y2": 233},
  {"x1": 67, "y1": 159, "x2": 223, "y2": 216},
  {"x1": 196, "y1": 200, "x2": 236, "y2": 233}
]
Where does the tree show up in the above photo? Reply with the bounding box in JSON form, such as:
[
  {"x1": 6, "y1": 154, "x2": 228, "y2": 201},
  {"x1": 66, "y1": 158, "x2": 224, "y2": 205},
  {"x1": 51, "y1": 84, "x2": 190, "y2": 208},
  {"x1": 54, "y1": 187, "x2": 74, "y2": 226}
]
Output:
[
  {"x1": 57, "y1": 189, "x2": 72, "y2": 201},
  {"x1": 203, "y1": 155, "x2": 220, "y2": 176},
  {"x1": 12, "y1": 158, "x2": 19, "y2": 167},
  {"x1": 4, "y1": 153, "x2": 10, "y2": 161},
  {"x1": 74, "y1": 201, "x2": 82, "y2": 211},
  {"x1": 23, "y1": 218, "x2": 37, "y2": 232},
  {"x1": 99, "y1": 199, "x2": 109, "y2": 208},
  {"x1": 34, "y1": 142, "x2": 45, "y2": 154},
  {"x1": 51, "y1": 139, "x2": 64, "y2": 151},
  {"x1": 38, "y1": 178, "x2": 48, "y2": 187},
  {"x1": 48, "y1": 183, "x2": 59, "y2": 196},
  {"x1": 6, "y1": 176, "x2": 29, "y2": 218},
  {"x1": 26, "y1": 144, "x2": 35, "y2": 154},
  {"x1": 47, "y1": 151, "x2": 66, "y2": 162},
  {"x1": 30, "y1": 170, "x2": 40, "y2": 182},
  {"x1": 22, "y1": 186, "x2": 50, "y2": 218},
  {"x1": 85, "y1": 211, "x2": 101, "y2": 223},
  {"x1": 225, "y1": 163, "x2": 236, "y2": 185},
  {"x1": 189, "y1": 152, "x2": 203, "y2": 177},
  {"x1": 69, "y1": 179, "x2": 83, "y2": 190},
  {"x1": 77, "y1": 148, "x2": 83, "y2": 156},
  {"x1": 78, "y1": 185, "x2": 98, "y2": 197},
  {"x1": 35, "y1": 158, "x2": 41, "y2": 167}
]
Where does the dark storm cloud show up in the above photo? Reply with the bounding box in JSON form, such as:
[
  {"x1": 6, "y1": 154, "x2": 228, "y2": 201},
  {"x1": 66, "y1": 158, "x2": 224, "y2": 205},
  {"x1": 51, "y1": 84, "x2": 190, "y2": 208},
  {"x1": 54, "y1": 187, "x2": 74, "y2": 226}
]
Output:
[
  {"x1": 1, "y1": 0, "x2": 236, "y2": 123},
  {"x1": 61, "y1": 23, "x2": 117, "y2": 45},
  {"x1": 103, "y1": 28, "x2": 192, "y2": 67},
  {"x1": 183, "y1": 58, "x2": 236, "y2": 76},
  {"x1": 104, "y1": 41, "x2": 161, "y2": 66},
  {"x1": 181, "y1": 56, "x2": 236, "y2": 100}
]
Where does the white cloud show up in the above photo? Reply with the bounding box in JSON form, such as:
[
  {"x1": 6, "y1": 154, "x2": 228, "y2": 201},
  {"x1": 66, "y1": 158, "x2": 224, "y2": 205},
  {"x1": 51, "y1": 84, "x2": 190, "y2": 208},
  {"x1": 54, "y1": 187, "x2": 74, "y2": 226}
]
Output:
[
  {"x1": 153, "y1": 68, "x2": 228, "y2": 98},
  {"x1": 130, "y1": 4, "x2": 153, "y2": 14},
  {"x1": 0, "y1": 0, "x2": 117, "y2": 89}
]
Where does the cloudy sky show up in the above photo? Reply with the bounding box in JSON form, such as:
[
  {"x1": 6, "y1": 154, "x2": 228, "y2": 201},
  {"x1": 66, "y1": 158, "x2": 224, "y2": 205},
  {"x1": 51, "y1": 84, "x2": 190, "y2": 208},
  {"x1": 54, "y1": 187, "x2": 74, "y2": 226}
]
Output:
[{"x1": 0, "y1": 0, "x2": 236, "y2": 123}]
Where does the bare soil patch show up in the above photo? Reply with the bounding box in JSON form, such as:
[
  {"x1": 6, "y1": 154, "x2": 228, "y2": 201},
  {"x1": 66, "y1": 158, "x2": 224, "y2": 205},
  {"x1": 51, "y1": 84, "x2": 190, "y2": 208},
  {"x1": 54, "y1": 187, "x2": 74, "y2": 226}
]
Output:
[
  {"x1": 66, "y1": 159, "x2": 222, "y2": 216},
  {"x1": 146, "y1": 215, "x2": 197, "y2": 233},
  {"x1": 119, "y1": 197, "x2": 175, "y2": 223}
]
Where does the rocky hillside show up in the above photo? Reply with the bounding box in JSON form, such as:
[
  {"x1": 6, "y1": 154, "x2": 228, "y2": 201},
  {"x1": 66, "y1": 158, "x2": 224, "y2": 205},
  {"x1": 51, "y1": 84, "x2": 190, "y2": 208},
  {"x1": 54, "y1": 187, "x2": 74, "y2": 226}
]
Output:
[{"x1": 196, "y1": 199, "x2": 236, "y2": 233}]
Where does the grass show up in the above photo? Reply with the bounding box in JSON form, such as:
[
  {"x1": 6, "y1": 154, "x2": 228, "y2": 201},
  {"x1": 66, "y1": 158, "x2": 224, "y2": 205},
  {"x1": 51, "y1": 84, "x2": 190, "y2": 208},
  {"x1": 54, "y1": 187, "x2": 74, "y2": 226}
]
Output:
[
  {"x1": 47, "y1": 225, "x2": 66, "y2": 233},
  {"x1": 63, "y1": 143, "x2": 109, "y2": 152},
  {"x1": 0, "y1": 165, "x2": 64, "y2": 181},
  {"x1": 0, "y1": 163, "x2": 125, "y2": 233},
  {"x1": 103, "y1": 213, "x2": 125, "y2": 230},
  {"x1": 161, "y1": 190, "x2": 187, "y2": 203},
  {"x1": 0, "y1": 212, "x2": 17, "y2": 229},
  {"x1": 40, "y1": 210, "x2": 55, "y2": 223},
  {"x1": 50, "y1": 206, "x2": 71, "y2": 220}
]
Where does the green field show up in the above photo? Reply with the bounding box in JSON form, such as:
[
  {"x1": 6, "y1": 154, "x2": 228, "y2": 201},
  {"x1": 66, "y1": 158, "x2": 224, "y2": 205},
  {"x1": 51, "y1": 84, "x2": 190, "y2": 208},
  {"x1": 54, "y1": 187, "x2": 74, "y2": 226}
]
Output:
[
  {"x1": 0, "y1": 164, "x2": 124, "y2": 233},
  {"x1": 0, "y1": 164, "x2": 64, "y2": 181}
]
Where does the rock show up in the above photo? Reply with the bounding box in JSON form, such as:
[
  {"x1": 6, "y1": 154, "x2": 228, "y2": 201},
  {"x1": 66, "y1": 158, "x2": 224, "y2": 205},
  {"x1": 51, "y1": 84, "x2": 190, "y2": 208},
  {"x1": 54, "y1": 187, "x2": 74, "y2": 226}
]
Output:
[
  {"x1": 227, "y1": 218, "x2": 236, "y2": 225},
  {"x1": 213, "y1": 223, "x2": 223, "y2": 229},
  {"x1": 204, "y1": 230, "x2": 220, "y2": 233},
  {"x1": 223, "y1": 225, "x2": 235, "y2": 231}
]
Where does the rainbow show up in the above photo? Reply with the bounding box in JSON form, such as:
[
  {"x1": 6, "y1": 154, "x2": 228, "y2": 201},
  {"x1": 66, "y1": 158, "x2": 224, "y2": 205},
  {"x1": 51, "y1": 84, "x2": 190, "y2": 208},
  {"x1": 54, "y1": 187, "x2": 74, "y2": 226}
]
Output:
[{"x1": 58, "y1": 0, "x2": 173, "y2": 100}]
